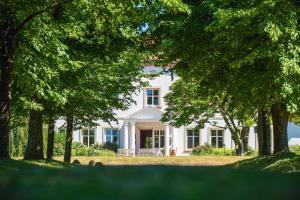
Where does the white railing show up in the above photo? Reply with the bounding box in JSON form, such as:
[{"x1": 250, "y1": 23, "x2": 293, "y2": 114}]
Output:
[{"x1": 117, "y1": 148, "x2": 167, "y2": 156}]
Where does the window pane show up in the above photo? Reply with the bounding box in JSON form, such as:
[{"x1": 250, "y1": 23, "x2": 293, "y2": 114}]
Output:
[
  {"x1": 218, "y1": 137, "x2": 223, "y2": 148},
  {"x1": 89, "y1": 136, "x2": 95, "y2": 146},
  {"x1": 112, "y1": 129, "x2": 118, "y2": 136},
  {"x1": 187, "y1": 130, "x2": 193, "y2": 136},
  {"x1": 217, "y1": 130, "x2": 223, "y2": 137},
  {"x1": 187, "y1": 137, "x2": 193, "y2": 148},
  {"x1": 160, "y1": 135, "x2": 164, "y2": 148},
  {"x1": 194, "y1": 137, "x2": 200, "y2": 147},
  {"x1": 153, "y1": 97, "x2": 159, "y2": 105},
  {"x1": 113, "y1": 136, "x2": 118, "y2": 144},
  {"x1": 89, "y1": 129, "x2": 95, "y2": 135},
  {"x1": 211, "y1": 137, "x2": 217, "y2": 147},
  {"x1": 154, "y1": 135, "x2": 159, "y2": 148},
  {"x1": 153, "y1": 90, "x2": 159, "y2": 95},
  {"x1": 83, "y1": 130, "x2": 88, "y2": 136},
  {"x1": 211, "y1": 130, "x2": 216, "y2": 136},
  {"x1": 147, "y1": 97, "x2": 152, "y2": 105},
  {"x1": 147, "y1": 89, "x2": 153, "y2": 96},
  {"x1": 83, "y1": 137, "x2": 88, "y2": 146}
]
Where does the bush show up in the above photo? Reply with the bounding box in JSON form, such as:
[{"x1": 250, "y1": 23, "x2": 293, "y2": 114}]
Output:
[
  {"x1": 91, "y1": 142, "x2": 119, "y2": 153},
  {"x1": 53, "y1": 131, "x2": 66, "y2": 156},
  {"x1": 245, "y1": 147, "x2": 257, "y2": 156},
  {"x1": 71, "y1": 142, "x2": 116, "y2": 156},
  {"x1": 290, "y1": 145, "x2": 300, "y2": 155},
  {"x1": 192, "y1": 144, "x2": 235, "y2": 156},
  {"x1": 72, "y1": 142, "x2": 88, "y2": 156},
  {"x1": 53, "y1": 143, "x2": 65, "y2": 156}
]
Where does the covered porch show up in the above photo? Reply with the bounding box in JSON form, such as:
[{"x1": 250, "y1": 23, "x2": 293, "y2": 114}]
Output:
[{"x1": 117, "y1": 107, "x2": 178, "y2": 156}]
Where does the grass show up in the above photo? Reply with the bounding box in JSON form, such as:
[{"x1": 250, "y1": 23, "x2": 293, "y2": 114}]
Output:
[
  {"x1": 234, "y1": 152, "x2": 300, "y2": 173},
  {"x1": 56, "y1": 155, "x2": 248, "y2": 166},
  {"x1": 0, "y1": 155, "x2": 300, "y2": 200}
]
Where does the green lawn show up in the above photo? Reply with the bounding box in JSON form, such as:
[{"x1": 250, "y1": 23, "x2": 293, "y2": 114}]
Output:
[{"x1": 0, "y1": 155, "x2": 300, "y2": 200}]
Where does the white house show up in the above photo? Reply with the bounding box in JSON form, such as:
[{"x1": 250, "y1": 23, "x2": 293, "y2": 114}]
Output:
[{"x1": 55, "y1": 66, "x2": 300, "y2": 156}]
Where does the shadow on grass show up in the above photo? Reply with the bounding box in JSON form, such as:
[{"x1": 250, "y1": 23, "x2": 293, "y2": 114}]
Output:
[
  {"x1": 0, "y1": 158, "x2": 300, "y2": 200},
  {"x1": 232, "y1": 152, "x2": 300, "y2": 173}
]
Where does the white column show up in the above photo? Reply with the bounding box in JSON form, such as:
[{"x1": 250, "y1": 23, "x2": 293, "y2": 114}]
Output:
[
  {"x1": 164, "y1": 124, "x2": 170, "y2": 156},
  {"x1": 124, "y1": 122, "x2": 129, "y2": 153},
  {"x1": 130, "y1": 121, "x2": 136, "y2": 156},
  {"x1": 171, "y1": 127, "x2": 177, "y2": 151}
]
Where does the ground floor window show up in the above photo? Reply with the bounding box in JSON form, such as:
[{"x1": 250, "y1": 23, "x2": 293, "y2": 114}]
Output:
[
  {"x1": 187, "y1": 129, "x2": 200, "y2": 149},
  {"x1": 82, "y1": 129, "x2": 95, "y2": 147},
  {"x1": 154, "y1": 130, "x2": 165, "y2": 148},
  {"x1": 211, "y1": 129, "x2": 224, "y2": 148},
  {"x1": 105, "y1": 128, "x2": 119, "y2": 144}
]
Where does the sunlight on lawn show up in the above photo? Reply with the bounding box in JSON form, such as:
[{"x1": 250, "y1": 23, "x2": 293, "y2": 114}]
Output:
[{"x1": 54, "y1": 155, "x2": 250, "y2": 166}]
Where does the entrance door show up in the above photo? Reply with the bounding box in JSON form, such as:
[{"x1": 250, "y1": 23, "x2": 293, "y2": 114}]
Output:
[{"x1": 140, "y1": 130, "x2": 153, "y2": 148}]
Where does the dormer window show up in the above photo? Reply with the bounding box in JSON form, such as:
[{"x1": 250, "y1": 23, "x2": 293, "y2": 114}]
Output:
[{"x1": 146, "y1": 88, "x2": 160, "y2": 106}]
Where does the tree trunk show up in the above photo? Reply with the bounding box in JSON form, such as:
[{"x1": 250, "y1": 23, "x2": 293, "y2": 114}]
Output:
[
  {"x1": 0, "y1": 67, "x2": 11, "y2": 159},
  {"x1": 64, "y1": 115, "x2": 73, "y2": 163},
  {"x1": 241, "y1": 126, "x2": 250, "y2": 154},
  {"x1": 0, "y1": 32, "x2": 14, "y2": 159},
  {"x1": 257, "y1": 108, "x2": 272, "y2": 155},
  {"x1": 46, "y1": 117, "x2": 55, "y2": 159},
  {"x1": 24, "y1": 110, "x2": 44, "y2": 160},
  {"x1": 271, "y1": 103, "x2": 289, "y2": 154}
]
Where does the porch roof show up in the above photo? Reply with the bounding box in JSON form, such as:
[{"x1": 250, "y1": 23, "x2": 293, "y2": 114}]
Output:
[{"x1": 120, "y1": 106, "x2": 164, "y2": 122}]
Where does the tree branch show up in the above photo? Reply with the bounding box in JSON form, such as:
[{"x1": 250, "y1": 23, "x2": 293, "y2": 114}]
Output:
[
  {"x1": 207, "y1": 120, "x2": 226, "y2": 129},
  {"x1": 14, "y1": 4, "x2": 54, "y2": 36}
]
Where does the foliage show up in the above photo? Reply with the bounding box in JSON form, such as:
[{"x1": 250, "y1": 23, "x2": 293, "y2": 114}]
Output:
[
  {"x1": 154, "y1": 0, "x2": 300, "y2": 153},
  {"x1": 192, "y1": 144, "x2": 235, "y2": 156},
  {"x1": 91, "y1": 142, "x2": 119, "y2": 153},
  {"x1": 290, "y1": 145, "x2": 300, "y2": 155},
  {"x1": 9, "y1": 127, "x2": 28, "y2": 157},
  {"x1": 71, "y1": 142, "x2": 116, "y2": 156}
]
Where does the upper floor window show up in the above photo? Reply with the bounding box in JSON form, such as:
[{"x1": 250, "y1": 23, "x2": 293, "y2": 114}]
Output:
[
  {"x1": 187, "y1": 129, "x2": 200, "y2": 149},
  {"x1": 82, "y1": 129, "x2": 95, "y2": 147},
  {"x1": 146, "y1": 88, "x2": 160, "y2": 106},
  {"x1": 211, "y1": 129, "x2": 224, "y2": 148},
  {"x1": 105, "y1": 128, "x2": 119, "y2": 144}
]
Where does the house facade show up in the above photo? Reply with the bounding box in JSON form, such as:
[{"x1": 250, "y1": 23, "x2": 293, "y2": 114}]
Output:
[{"x1": 55, "y1": 66, "x2": 300, "y2": 156}]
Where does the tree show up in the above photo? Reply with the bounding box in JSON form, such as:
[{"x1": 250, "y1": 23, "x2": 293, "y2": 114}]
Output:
[
  {"x1": 1, "y1": 0, "x2": 189, "y2": 159},
  {"x1": 162, "y1": 79, "x2": 254, "y2": 155},
  {"x1": 153, "y1": 0, "x2": 300, "y2": 154}
]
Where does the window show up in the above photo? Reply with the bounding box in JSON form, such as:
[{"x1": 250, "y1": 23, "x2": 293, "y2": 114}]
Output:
[
  {"x1": 154, "y1": 130, "x2": 164, "y2": 148},
  {"x1": 211, "y1": 129, "x2": 224, "y2": 148},
  {"x1": 146, "y1": 88, "x2": 160, "y2": 106},
  {"x1": 82, "y1": 129, "x2": 95, "y2": 147},
  {"x1": 105, "y1": 128, "x2": 119, "y2": 144},
  {"x1": 187, "y1": 129, "x2": 200, "y2": 149}
]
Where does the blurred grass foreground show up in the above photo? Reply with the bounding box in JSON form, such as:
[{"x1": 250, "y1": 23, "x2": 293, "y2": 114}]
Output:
[{"x1": 0, "y1": 154, "x2": 300, "y2": 200}]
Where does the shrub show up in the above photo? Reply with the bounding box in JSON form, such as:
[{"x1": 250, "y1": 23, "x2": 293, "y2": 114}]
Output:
[
  {"x1": 290, "y1": 145, "x2": 300, "y2": 155},
  {"x1": 53, "y1": 143, "x2": 65, "y2": 156},
  {"x1": 53, "y1": 131, "x2": 66, "y2": 156},
  {"x1": 71, "y1": 142, "x2": 116, "y2": 156},
  {"x1": 245, "y1": 147, "x2": 257, "y2": 156},
  {"x1": 192, "y1": 144, "x2": 235, "y2": 156},
  {"x1": 91, "y1": 142, "x2": 119, "y2": 153},
  {"x1": 72, "y1": 142, "x2": 88, "y2": 156},
  {"x1": 192, "y1": 144, "x2": 212, "y2": 155}
]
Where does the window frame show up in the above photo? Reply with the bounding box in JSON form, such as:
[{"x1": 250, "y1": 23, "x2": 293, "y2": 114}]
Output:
[
  {"x1": 154, "y1": 129, "x2": 165, "y2": 148},
  {"x1": 104, "y1": 128, "x2": 119, "y2": 145},
  {"x1": 210, "y1": 129, "x2": 224, "y2": 148},
  {"x1": 81, "y1": 128, "x2": 96, "y2": 147},
  {"x1": 144, "y1": 87, "x2": 161, "y2": 108},
  {"x1": 186, "y1": 129, "x2": 200, "y2": 150}
]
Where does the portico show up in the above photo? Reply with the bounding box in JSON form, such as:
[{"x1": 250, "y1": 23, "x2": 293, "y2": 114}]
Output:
[{"x1": 118, "y1": 107, "x2": 176, "y2": 156}]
